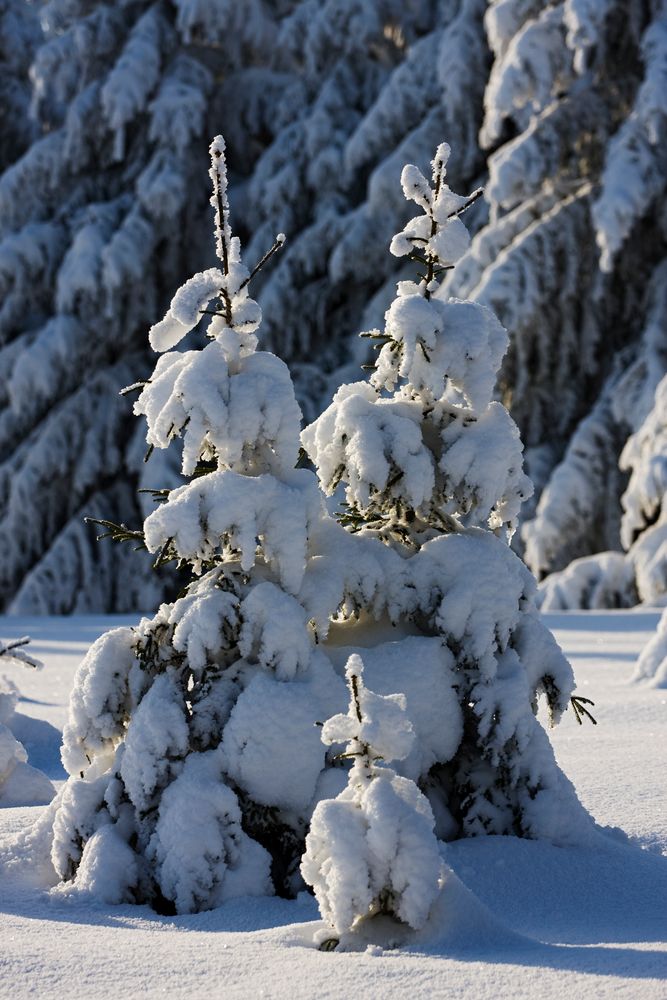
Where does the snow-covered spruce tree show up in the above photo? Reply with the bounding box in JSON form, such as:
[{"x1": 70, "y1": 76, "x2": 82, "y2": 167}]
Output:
[
  {"x1": 0, "y1": 0, "x2": 40, "y2": 172},
  {"x1": 303, "y1": 143, "x2": 594, "y2": 844},
  {"x1": 302, "y1": 654, "x2": 442, "y2": 944},
  {"x1": 33, "y1": 137, "x2": 365, "y2": 912},
  {"x1": 538, "y1": 367, "x2": 667, "y2": 611},
  {"x1": 452, "y1": 0, "x2": 667, "y2": 577}
]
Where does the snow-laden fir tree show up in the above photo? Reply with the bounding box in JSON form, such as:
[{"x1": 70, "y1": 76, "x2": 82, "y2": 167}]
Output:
[
  {"x1": 0, "y1": 0, "x2": 224, "y2": 614},
  {"x1": 537, "y1": 366, "x2": 667, "y2": 611},
  {"x1": 3, "y1": 0, "x2": 666, "y2": 614},
  {"x1": 454, "y1": 0, "x2": 667, "y2": 579},
  {"x1": 302, "y1": 653, "x2": 443, "y2": 943},
  {"x1": 30, "y1": 137, "x2": 378, "y2": 912},
  {"x1": 0, "y1": 0, "x2": 40, "y2": 172},
  {"x1": 303, "y1": 143, "x2": 594, "y2": 844}
]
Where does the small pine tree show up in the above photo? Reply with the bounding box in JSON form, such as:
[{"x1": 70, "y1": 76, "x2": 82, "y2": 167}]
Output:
[
  {"x1": 301, "y1": 653, "x2": 442, "y2": 945},
  {"x1": 303, "y1": 143, "x2": 594, "y2": 844},
  {"x1": 37, "y1": 137, "x2": 364, "y2": 912}
]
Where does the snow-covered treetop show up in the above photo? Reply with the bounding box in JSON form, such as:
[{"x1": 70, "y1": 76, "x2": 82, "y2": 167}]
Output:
[
  {"x1": 389, "y1": 144, "x2": 476, "y2": 281},
  {"x1": 321, "y1": 653, "x2": 415, "y2": 768},
  {"x1": 147, "y1": 136, "x2": 263, "y2": 354},
  {"x1": 134, "y1": 136, "x2": 300, "y2": 480},
  {"x1": 303, "y1": 142, "x2": 532, "y2": 543}
]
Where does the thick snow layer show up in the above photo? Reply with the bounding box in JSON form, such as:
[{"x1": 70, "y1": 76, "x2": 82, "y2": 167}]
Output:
[
  {"x1": 143, "y1": 468, "x2": 321, "y2": 593},
  {"x1": 0, "y1": 669, "x2": 54, "y2": 807},
  {"x1": 135, "y1": 342, "x2": 302, "y2": 477},
  {"x1": 0, "y1": 612, "x2": 666, "y2": 998},
  {"x1": 221, "y1": 669, "x2": 332, "y2": 813}
]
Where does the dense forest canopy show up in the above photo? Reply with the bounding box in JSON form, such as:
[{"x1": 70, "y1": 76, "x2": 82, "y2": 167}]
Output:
[{"x1": 0, "y1": 0, "x2": 665, "y2": 613}]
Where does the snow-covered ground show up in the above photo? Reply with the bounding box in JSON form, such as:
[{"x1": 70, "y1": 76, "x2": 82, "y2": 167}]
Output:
[{"x1": 0, "y1": 611, "x2": 666, "y2": 999}]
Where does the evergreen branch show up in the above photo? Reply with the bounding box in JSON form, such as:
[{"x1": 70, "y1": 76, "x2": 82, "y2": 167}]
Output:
[
  {"x1": 424, "y1": 153, "x2": 443, "y2": 297},
  {"x1": 448, "y1": 187, "x2": 484, "y2": 219},
  {"x1": 119, "y1": 380, "x2": 150, "y2": 396},
  {"x1": 169, "y1": 416, "x2": 190, "y2": 440},
  {"x1": 318, "y1": 938, "x2": 339, "y2": 952},
  {"x1": 295, "y1": 446, "x2": 310, "y2": 469},
  {"x1": 570, "y1": 695, "x2": 597, "y2": 725},
  {"x1": 85, "y1": 517, "x2": 146, "y2": 548},
  {"x1": 350, "y1": 671, "x2": 363, "y2": 724},
  {"x1": 211, "y1": 145, "x2": 230, "y2": 276},
  {"x1": 239, "y1": 234, "x2": 286, "y2": 291},
  {"x1": 137, "y1": 488, "x2": 170, "y2": 504},
  {"x1": 220, "y1": 286, "x2": 232, "y2": 326},
  {"x1": 144, "y1": 443, "x2": 155, "y2": 464},
  {"x1": 327, "y1": 463, "x2": 346, "y2": 493},
  {"x1": 192, "y1": 459, "x2": 217, "y2": 478},
  {"x1": 153, "y1": 536, "x2": 175, "y2": 569}
]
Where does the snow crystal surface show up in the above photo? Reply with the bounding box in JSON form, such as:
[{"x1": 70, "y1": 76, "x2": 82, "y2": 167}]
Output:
[
  {"x1": 135, "y1": 341, "x2": 302, "y2": 476},
  {"x1": 120, "y1": 672, "x2": 189, "y2": 814},
  {"x1": 61, "y1": 627, "x2": 137, "y2": 777},
  {"x1": 326, "y1": 636, "x2": 462, "y2": 783},
  {"x1": 0, "y1": 668, "x2": 54, "y2": 807}
]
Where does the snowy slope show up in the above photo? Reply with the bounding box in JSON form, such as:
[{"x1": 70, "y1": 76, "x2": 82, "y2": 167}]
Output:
[{"x1": 0, "y1": 611, "x2": 666, "y2": 999}]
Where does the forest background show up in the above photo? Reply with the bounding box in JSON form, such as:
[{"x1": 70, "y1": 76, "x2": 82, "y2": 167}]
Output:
[{"x1": 1, "y1": 0, "x2": 666, "y2": 616}]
